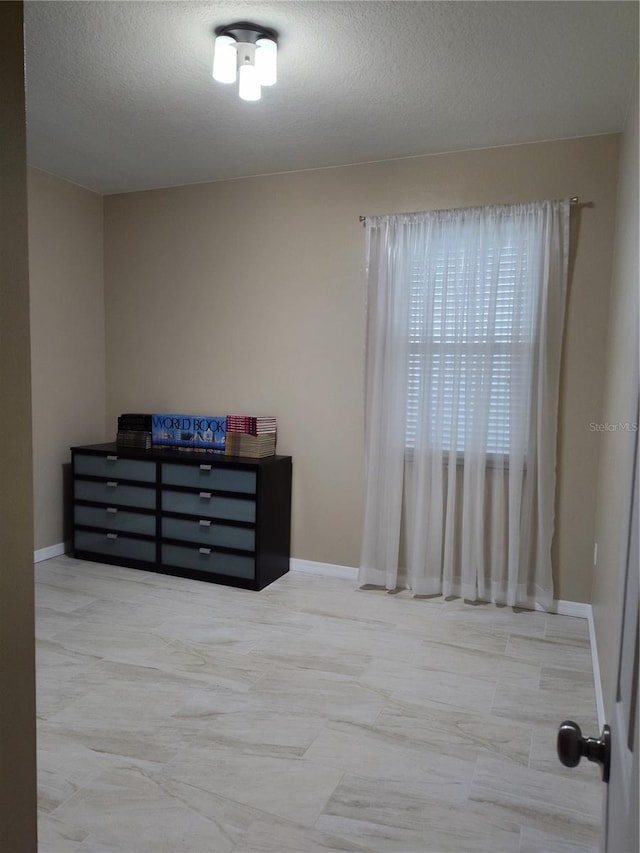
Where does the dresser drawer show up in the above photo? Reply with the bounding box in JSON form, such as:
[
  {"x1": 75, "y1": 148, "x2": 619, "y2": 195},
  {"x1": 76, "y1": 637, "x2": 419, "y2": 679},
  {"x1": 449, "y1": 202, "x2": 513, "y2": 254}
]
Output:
[
  {"x1": 75, "y1": 530, "x2": 156, "y2": 563},
  {"x1": 161, "y1": 544, "x2": 255, "y2": 579},
  {"x1": 75, "y1": 479, "x2": 157, "y2": 510},
  {"x1": 161, "y1": 516, "x2": 254, "y2": 551},
  {"x1": 162, "y1": 463, "x2": 256, "y2": 494},
  {"x1": 162, "y1": 489, "x2": 255, "y2": 523},
  {"x1": 74, "y1": 453, "x2": 156, "y2": 483},
  {"x1": 75, "y1": 504, "x2": 156, "y2": 536}
]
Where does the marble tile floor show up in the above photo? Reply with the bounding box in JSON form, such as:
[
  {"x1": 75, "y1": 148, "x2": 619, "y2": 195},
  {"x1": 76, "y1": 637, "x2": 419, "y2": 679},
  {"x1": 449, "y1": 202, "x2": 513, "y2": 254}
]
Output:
[{"x1": 35, "y1": 556, "x2": 603, "y2": 853}]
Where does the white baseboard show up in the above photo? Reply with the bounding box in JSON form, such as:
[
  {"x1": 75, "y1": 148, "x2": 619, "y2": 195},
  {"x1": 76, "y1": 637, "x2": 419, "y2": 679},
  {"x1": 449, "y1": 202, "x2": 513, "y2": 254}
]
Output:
[
  {"x1": 34, "y1": 541, "x2": 69, "y2": 563},
  {"x1": 586, "y1": 605, "x2": 606, "y2": 730},
  {"x1": 290, "y1": 558, "x2": 358, "y2": 579},
  {"x1": 538, "y1": 600, "x2": 604, "y2": 728},
  {"x1": 290, "y1": 557, "x2": 605, "y2": 727},
  {"x1": 557, "y1": 600, "x2": 593, "y2": 618},
  {"x1": 538, "y1": 599, "x2": 591, "y2": 618},
  {"x1": 544, "y1": 599, "x2": 604, "y2": 729}
]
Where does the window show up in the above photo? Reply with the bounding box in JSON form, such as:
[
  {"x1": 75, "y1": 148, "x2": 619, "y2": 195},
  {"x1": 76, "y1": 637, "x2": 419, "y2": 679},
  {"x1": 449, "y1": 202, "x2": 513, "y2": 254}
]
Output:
[
  {"x1": 361, "y1": 200, "x2": 568, "y2": 604},
  {"x1": 406, "y1": 236, "x2": 537, "y2": 455}
]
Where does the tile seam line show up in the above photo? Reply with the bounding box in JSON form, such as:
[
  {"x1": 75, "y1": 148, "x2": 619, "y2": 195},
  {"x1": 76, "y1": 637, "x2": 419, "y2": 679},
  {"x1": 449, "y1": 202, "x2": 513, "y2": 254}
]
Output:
[{"x1": 469, "y1": 779, "x2": 603, "y2": 822}]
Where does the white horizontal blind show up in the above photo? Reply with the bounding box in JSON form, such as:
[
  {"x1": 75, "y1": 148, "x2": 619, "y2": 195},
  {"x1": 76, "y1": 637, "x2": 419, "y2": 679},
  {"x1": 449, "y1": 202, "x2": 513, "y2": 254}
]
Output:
[{"x1": 407, "y1": 233, "x2": 536, "y2": 455}]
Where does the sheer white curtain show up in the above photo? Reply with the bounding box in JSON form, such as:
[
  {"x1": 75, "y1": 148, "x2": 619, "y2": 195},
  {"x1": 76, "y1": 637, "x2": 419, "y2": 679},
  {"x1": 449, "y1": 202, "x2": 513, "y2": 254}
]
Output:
[{"x1": 359, "y1": 200, "x2": 569, "y2": 609}]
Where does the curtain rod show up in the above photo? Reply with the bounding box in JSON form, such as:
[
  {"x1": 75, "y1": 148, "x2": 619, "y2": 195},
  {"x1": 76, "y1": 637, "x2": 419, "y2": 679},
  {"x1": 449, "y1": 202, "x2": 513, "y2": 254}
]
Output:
[{"x1": 358, "y1": 196, "x2": 582, "y2": 224}]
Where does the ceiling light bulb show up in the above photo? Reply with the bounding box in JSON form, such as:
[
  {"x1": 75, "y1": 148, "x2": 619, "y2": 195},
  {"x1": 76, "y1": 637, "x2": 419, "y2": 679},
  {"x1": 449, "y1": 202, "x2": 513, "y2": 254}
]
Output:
[
  {"x1": 237, "y1": 44, "x2": 260, "y2": 101},
  {"x1": 238, "y1": 63, "x2": 261, "y2": 101},
  {"x1": 255, "y1": 37, "x2": 277, "y2": 86},
  {"x1": 213, "y1": 35, "x2": 237, "y2": 84}
]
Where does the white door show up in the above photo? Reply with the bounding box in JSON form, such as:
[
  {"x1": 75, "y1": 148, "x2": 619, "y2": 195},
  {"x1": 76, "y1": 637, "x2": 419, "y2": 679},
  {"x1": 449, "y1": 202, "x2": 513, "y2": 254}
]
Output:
[
  {"x1": 604, "y1": 418, "x2": 639, "y2": 853},
  {"x1": 558, "y1": 410, "x2": 640, "y2": 853},
  {"x1": 557, "y1": 414, "x2": 639, "y2": 853}
]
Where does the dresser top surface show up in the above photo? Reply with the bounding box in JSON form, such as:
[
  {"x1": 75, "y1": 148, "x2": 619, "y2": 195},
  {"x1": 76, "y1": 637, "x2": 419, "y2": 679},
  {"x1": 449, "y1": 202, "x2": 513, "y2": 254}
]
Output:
[{"x1": 72, "y1": 442, "x2": 291, "y2": 467}]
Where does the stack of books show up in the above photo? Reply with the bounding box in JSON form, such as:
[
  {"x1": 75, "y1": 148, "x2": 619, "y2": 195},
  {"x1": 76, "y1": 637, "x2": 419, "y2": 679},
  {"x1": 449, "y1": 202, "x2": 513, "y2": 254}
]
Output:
[
  {"x1": 117, "y1": 413, "x2": 152, "y2": 449},
  {"x1": 225, "y1": 415, "x2": 277, "y2": 458},
  {"x1": 151, "y1": 413, "x2": 226, "y2": 451},
  {"x1": 225, "y1": 416, "x2": 277, "y2": 435}
]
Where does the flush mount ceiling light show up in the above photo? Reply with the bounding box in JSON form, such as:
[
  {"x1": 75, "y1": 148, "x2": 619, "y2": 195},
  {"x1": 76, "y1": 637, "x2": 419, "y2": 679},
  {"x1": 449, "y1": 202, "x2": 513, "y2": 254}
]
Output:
[{"x1": 212, "y1": 22, "x2": 278, "y2": 102}]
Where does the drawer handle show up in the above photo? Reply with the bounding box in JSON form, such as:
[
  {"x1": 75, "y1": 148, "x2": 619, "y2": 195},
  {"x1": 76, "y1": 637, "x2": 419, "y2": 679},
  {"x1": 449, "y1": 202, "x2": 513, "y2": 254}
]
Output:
[
  {"x1": 199, "y1": 464, "x2": 212, "y2": 471},
  {"x1": 106, "y1": 507, "x2": 118, "y2": 514},
  {"x1": 199, "y1": 547, "x2": 211, "y2": 555},
  {"x1": 198, "y1": 519, "x2": 211, "y2": 527},
  {"x1": 199, "y1": 492, "x2": 212, "y2": 499},
  {"x1": 107, "y1": 455, "x2": 118, "y2": 461},
  {"x1": 107, "y1": 481, "x2": 118, "y2": 488},
  {"x1": 106, "y1": 533, "x2": 119, "y2": 540}
]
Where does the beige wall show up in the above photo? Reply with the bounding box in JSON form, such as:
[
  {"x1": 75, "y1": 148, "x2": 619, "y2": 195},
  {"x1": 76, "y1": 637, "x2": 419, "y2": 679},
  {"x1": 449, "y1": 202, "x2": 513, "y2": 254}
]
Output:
[
  {"x1": 104, "y1": 134, "x2": 620, "y2": 602},
  {"x1": 592, "y1": 71, "x2": 639, "y2": 712},
  {"x1": 28, "y1": 168, "x2": 106, "y2": 552},
  {"x1": 0, "y1": 2, "x2": 37, "y2": 848}
]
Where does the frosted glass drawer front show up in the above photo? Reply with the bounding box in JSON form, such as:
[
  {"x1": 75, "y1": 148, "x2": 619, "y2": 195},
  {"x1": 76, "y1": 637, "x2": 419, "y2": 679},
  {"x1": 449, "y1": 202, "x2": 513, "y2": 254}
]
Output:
[
  {"x1": 75, "y1": 479, "x2": 156, "y2": 510},
  {"x1": 74, "y1": 505, "x2": 156, "y2": 536},
  {"x1": 162, "y1": 490, "x2": 255, "y2": 523},
  {"x1": 74, "y1": 454, "x2": 155, "y2": 482},
  {"x1": 162, "y1": 544, "x2": 255, "y2": 579},
  {"x1": 75, "y1": 530, "x2": 155, "y2": 563},
  {"x1": 162, "y1": 517, "x2": 254, "y2": 551},
  {"x1": 162, "y1": 463, "x2": 256, "y2": 494}
]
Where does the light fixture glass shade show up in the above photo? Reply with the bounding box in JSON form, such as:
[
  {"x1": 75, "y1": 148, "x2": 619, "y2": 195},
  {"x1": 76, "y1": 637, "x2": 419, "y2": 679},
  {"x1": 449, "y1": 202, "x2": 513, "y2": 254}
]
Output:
[
  {"x1": 255, "y1": 37, "x2": 277, "y2": 86},
  {"x1": 238, "y1": 63, "x2": 261, "y2": 101},
  {"x1": 213, "y1": 35, "x2": 237, "y2": 84}
]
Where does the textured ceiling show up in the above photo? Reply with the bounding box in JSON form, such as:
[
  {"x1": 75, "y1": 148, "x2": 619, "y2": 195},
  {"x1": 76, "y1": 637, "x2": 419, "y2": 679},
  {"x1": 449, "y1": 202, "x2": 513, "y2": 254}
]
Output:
[{"x1": 24, "y1": 1, "x2": 639, "y2": 195}]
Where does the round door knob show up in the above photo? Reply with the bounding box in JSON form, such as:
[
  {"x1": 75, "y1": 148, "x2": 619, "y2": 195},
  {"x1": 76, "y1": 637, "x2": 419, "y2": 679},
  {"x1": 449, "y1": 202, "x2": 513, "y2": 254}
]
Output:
[{"x1": 557, "y1": 720, "x2": 611, "y2": 782}]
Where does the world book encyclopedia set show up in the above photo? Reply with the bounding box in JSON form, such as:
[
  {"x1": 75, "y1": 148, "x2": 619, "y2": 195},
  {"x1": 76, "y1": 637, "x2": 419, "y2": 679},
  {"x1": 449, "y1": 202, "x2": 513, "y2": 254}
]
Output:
[{"x1": 116, "y1": 413, "x2": 277, "y2": 458}]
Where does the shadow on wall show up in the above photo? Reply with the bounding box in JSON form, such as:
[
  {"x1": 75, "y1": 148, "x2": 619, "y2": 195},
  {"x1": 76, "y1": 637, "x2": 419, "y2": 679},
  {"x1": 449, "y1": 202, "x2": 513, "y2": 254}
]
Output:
[
  {"x1": 551, "y1": 201, "x2": 590, "y2": 588},
  {"x1": 62, "y1": 461, "x2": 72, "y2": 545}
]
